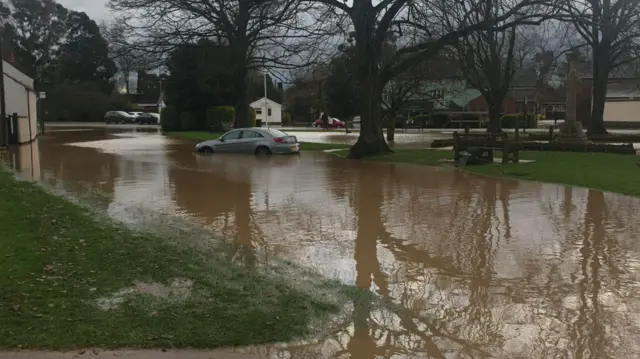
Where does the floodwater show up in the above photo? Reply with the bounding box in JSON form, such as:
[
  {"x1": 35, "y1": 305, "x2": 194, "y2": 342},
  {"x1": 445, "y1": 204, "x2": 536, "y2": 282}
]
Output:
[{"x1": 5, "y1": 128, "x2": 640, "y2": 358}]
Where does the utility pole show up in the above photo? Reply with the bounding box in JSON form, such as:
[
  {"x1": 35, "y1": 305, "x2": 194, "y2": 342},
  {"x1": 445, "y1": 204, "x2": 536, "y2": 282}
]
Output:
[
  {"x1": 263, "y1": 68, "x2": 268, "y2": 128},
  {"x1": 0, "y1": 27, "x2": 7, "y2": 147}
]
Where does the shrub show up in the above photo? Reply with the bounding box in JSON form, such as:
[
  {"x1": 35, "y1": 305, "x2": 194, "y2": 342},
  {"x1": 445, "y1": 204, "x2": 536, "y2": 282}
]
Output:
[
  {"x1": 282, "y1": 111, "x2": 292, "y2": 126},
  {"x1": 206, "y1": 106, "x2": 235, "y2": 132},
  {"x1": 248, "y1": 107, "x2": 256, "y2": 127},
  {"x1": 524, "y1": 114, "x2": 538, "y2": 128},
  {"x1": 160, "y1": 106, "x2": 180, "y2": 131},
  {"x1": 43, "y1": 81, "x2": 132, "y2": 122},
  {"x1": 410, "y1": 115, "x2": 428, "y2": 128},
  {"x1": 501, "y1": 113, "x2": 537, "y2": 129},
  {"x1": 430, "y1": 113, "x2": 451, "y2": 128},
  {"x1": 500, "y1": 114, "x2": 520, "y2": 128},
  {"x1": 180, "y1": 112, "x2": 199, "y2": 130}
]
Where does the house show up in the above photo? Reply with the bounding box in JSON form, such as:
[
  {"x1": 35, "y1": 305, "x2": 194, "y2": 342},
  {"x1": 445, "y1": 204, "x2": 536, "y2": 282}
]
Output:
[
  {"x1": 569, "y1": 62, "x2": 640, "y2": 128},
  {"x1": 1, "y1": 59, "x2": 38, "y2": 145},
  {"x1": 250, "y1": 97, "x2": 282, "y2": 125},
  {"x1": 467, "y1": 68, "x2": 539, "y2": 114}
]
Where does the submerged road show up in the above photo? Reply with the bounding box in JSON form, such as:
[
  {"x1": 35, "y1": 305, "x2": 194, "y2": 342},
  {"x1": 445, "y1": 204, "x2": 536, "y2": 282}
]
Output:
[{"x1": 5, "y1": 127, "x2": 640, "y2": 358}]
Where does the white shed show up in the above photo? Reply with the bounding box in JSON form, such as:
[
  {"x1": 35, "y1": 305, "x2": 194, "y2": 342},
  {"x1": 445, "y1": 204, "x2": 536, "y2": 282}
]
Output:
[
  {"x1": 250, "y1": 97, "x2": 282, "y2": 125},
  {"x1": 2, "y1": 60, "x2": 38, "y2": 144}
]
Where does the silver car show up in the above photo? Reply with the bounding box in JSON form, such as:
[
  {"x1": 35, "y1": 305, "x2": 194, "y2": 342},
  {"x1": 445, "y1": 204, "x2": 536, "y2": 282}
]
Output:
[{"x1": 195, "y1": 128, "x2": 300, "y2": 156}]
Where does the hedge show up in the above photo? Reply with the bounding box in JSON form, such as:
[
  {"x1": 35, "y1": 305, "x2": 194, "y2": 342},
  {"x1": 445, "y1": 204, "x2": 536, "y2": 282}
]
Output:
[
  {"x1": 248, "y1": 107, "x2": 256, "y2": 127},
  {"x1": 207, "y1": 106, "x2": 235, "y2": 132},
  {"x1": 180, "y1": 112, "x2": 199, "y2": 130},
  {"x1": 282, "y1": 111, "x2": 292, "y2": 126},
  {"x1": 501, "y1": 114, "x2": 537, "y2": 129},
  {"x1": 160, "y1": 106, "x2": 180, "y2": 131}
]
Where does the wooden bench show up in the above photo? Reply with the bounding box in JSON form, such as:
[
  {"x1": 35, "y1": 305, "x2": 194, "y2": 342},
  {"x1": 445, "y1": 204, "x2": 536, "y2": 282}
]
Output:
[{"x1": 453, "y1": 129, "x2": 519, "y2": 164}]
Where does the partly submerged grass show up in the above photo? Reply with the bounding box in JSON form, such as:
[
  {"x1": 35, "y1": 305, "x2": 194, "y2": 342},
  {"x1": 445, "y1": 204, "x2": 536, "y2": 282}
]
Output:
[
  {"x1": 332, "y1": 149, "x2": 640, "y2": 197},
  {"x1": 165, "y1": 131, "x2": 351, "y2": 151},
  {"x1": 0, "y1": 168, "x2": 357, "y2": 349}
]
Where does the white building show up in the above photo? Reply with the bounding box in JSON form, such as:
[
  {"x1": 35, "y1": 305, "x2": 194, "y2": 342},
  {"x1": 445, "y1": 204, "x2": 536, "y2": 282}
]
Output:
[
  {"x1": 250, "y1": 97, "x2": 282, "y2": 125},
  {"x1": 2, "y1": 60, "x2": 38, "y2": 144}
]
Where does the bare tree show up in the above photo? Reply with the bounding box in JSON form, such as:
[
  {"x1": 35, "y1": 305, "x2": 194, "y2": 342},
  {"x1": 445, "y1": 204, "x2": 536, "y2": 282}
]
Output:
[
  {"x1": 303, "y1": 0, "x2": 556, "y2": 157},
  {"x1": 561, "y1": 0, "x2": 640, "y2": 134},
  {"x1": 452, "y1": 15, "x2": 519, "y2": 132},
  {"x1": 108, "y1": 0, "x2": 326, "y2": 127}
]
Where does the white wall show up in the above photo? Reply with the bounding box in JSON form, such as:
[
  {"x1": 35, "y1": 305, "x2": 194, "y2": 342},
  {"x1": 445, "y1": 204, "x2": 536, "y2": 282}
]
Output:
[
  {"x1": 250, "y1": 98, "x2": 282, "y2": 124},
  {"x1": 603, "y1": 101, "x2": 640, "y2": 122},
  {"x1": 2, "y1": 60, "x2": 38, "y2": 143}
]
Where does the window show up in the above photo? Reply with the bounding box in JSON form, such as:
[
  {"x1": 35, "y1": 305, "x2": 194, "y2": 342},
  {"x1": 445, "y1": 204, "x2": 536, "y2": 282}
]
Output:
[
  {"x1": 255, "y1": 108, "x2": 262, "y2": 114},
  {"x1": 267, "y1": 108, "x2": 272, "y2": 116},
  {"x1": 429, "y1": 90, "x2": 444, "y2": 100},
  {"x1": 241, "y1": 131, "x2": 264, "y2": 139},
  {"x1": 267, "y1": 128, "x2": 288, "y2": 137},
  {"x1": 221, "y1": 130, "x2": 242, "y2": 141}
]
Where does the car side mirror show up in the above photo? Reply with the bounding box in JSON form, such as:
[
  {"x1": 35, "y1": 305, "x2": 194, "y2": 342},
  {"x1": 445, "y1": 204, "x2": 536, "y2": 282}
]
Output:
[{"x1": 218, "y1": 138, "x2": 224, "y2": 142}]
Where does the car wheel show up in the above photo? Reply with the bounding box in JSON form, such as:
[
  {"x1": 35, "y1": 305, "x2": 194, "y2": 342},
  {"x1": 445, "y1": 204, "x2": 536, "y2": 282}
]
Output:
[
  {"x1": 199, "y1": 146, "x2": 214, "y2": 154},
  {"x1": 255, "y1": 146, "x2": 272, "y2": 156}
]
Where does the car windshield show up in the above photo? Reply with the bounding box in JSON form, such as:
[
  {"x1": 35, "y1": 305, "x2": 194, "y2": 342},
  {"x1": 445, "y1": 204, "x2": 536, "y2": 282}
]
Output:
[{"x1": 267, "y1": 129, "x2": 288, "y2": 137}]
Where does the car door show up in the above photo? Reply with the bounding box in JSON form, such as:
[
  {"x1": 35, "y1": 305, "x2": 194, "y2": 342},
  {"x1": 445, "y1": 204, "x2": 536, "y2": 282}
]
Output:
[
  {"x1": 216, "y1": 130, "x2": 243, "y2": 153},
  {"x1": 238, "y1": 130, "x2": 264, "y2": 153}
]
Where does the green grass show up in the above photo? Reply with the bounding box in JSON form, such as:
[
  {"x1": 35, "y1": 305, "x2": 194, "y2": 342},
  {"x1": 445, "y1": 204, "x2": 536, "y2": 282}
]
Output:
[
  {"x1": 165, "y1": 131, "x2": 351, "y2": 151},
  {"x1": 332, "y1": 149, "x2": 640, "y2": 197},
  {"x1": 0, "y1": 169, "x2": 350, "y2": 349}
]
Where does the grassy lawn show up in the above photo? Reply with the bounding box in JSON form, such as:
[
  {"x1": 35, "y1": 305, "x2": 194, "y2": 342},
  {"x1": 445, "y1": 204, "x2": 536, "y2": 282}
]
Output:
[
  {"x1": 165, "y1": 131, "x2": 351, "y2": 151},
  {"x1": 0, "y1": 169, "x2": 350, "y2": 349},
  {"x1": 332, "y1": 149, "x2": 640, "y2": 197}
]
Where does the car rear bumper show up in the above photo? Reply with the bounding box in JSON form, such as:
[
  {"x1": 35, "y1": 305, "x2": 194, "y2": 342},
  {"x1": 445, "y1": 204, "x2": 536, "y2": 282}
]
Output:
[{"x1": 271, "y1": 143, "x2": 300, "y2": 154}]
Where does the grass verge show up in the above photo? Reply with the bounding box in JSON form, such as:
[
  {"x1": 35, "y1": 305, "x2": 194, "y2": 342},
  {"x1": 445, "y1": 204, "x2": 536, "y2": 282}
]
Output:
[
  {"x1": 0, "y1": 168, "x2": 352, "y2": 349},
  {"x1": 165, "y1": 131, "x2": 351, "y2": 151},
  {"x1": 332, "y1": 149, "x2": 640, "y2": 197}
]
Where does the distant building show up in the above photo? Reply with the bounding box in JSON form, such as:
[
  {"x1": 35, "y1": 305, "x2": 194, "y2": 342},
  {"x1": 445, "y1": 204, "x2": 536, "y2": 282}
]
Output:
[
  {"x1": 467, "y1": 68, "x2": 539, "y2": 114},
  {"x1": 250, "y1": 97, "x2": 282, "y2": 125},
  {"x1": 568, "y1": 62, "x2": 640, "y2": 128}
]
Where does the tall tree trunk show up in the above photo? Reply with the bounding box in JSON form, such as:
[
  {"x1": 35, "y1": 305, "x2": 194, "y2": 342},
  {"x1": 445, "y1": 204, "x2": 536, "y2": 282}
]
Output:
[
  {"x1": 349, "y1": 76, "x2": 390, "y2": 158},
  {"x1": 124, "y1": 72, "x2": 130, "y2": 94},
  {"x1": 589, "y1": 55, "x2": 609, "y2": 134},
  {"x1": 347, "y1": 3, "x2": 391, "y2": 159},
  {"x1": 488, "y1": 102, "x2": 502, "y2": 132},
  {"x1": 234, "y1": 69, "x2": 250, "y2": 127},
  {"x1": 386, "y1": 119, "x2": 395, "y2": 142}
]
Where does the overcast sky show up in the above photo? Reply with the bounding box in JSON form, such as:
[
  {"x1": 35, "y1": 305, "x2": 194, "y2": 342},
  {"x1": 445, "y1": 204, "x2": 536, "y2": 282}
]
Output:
[{"x1": 58, "y1": 0, "x2": 111, "y2": 21}]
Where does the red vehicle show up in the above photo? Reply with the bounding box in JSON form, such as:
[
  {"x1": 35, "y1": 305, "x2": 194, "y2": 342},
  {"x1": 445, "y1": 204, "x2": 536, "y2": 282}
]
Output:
[{"x1": 313, "y1": 118, "x2": 345, "y2": 128}]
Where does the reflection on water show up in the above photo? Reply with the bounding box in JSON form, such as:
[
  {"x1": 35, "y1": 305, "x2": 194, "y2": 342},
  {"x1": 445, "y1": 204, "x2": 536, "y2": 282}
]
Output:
[{"x1": 6, "y1": 129, "x2": 640, "y2": 358}]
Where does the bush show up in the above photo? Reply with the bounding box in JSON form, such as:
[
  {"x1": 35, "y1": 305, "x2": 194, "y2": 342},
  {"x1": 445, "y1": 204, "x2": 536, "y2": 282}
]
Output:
[
  {"x1": 282, "y1": 111, "x2": 292, "y2": 126},
  {"x1": 422, "y1": 113, "x2": 450, "y2": 128},
  {"x1": 248, "y1": 107, "x2": 256, "y2": 127},
  {"x1": 206, "y1": 106, "x2": 235, "y2": 132},
  {"x1": 500, "y1": 114, "x2": 520, "y2": 128},
  {"x1": 180, "y1": 112, "x2": 199, "y2": 130},
  {"x1": 43, "y1": 81, "x2": 132, "y2": 122},
  {"x1": 524, "y1": 114, "x2": 538, "y2": 128},
  {"x1": 160, "y1": 106, "x2": 180, "y2": 131},
  {"x1": 501, "y1": 113, "x2": 537, "y2": 129},
  {"x1": 410, "y1": 115, "x2": 428, "y2": 127}
]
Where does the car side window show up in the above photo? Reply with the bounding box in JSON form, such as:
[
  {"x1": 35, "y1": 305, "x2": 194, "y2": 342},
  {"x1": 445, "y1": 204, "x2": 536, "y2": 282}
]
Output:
[
  {"x1": 221, "y1": 131, "x2": 242, "y2": 141},
  {"x1": 241, "y1": 131, "x2": 264, "y2": 139}
]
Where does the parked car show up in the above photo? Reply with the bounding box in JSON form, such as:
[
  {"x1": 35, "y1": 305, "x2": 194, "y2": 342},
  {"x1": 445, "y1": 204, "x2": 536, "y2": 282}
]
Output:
[
  {"x1": 195, "y1": 128, "x2": 300, "y2": 156},
  {"x1": 104, "y1": 111, "x2": 136, "y2": 124},
  {"x1": 313, "y1": 118, "x2": 345, "y2": 128},
  {"x1": 132, "y1": 112, "x2": 158, "y2": 124},
  {"x1": 147, "y1": 113, "x2": 160, "y2": 124}
]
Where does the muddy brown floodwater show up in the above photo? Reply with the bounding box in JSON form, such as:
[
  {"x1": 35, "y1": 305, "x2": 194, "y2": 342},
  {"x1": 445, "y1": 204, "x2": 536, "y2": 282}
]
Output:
[{"x1": 5, "y1": 128, "x2": 640, "y2": 358}]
